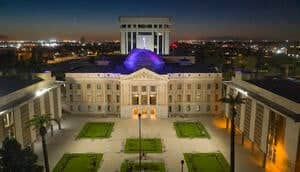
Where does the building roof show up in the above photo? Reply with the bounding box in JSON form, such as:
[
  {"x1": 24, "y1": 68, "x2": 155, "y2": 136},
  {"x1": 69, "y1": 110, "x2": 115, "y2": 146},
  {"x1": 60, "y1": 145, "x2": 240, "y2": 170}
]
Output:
[
  {"x1": 43, "y1": 50, "x2": 220, "y2": 74},
  {"x1": 246, "y1": 78, "x2": 300, "y2": 103},
  {"x1": 0, "y1": 77, "x2": 42, "y2": 97}
]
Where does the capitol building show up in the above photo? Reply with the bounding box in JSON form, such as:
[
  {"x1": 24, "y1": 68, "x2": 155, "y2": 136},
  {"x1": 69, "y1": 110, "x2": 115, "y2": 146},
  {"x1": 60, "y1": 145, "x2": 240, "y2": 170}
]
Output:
[{"x1": 65, "y1": 49, "x2": 222, "y2": 118}]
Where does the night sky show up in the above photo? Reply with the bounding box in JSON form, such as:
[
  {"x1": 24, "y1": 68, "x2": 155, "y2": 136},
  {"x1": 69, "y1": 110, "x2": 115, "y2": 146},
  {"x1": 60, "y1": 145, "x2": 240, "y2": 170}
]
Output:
[{"x1": 0, "y1": 0, "x2": 300, "y2": 41}]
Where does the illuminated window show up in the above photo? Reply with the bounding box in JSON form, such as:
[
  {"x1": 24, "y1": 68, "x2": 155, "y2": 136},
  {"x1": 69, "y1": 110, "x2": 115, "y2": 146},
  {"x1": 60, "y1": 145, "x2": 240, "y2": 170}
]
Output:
[
  {"x1": 132, "y1": 95, "x2": 139, "y2": 105},
  {"x1": 150, "y1": 95, "x2": 156, "y2": 105}
]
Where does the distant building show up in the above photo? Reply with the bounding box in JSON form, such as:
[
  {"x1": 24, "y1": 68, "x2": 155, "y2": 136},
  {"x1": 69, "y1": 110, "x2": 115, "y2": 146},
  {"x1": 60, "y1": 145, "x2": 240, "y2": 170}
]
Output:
[
  {"x1": 223, "y1": 72, "x2": 300, "y2": 172},
  {"x1": 119, "y1": 16, "x2": 171, "y2": 55},
  {"x1": 0, "y1": 73, "x2": 62, "y2": 147}
]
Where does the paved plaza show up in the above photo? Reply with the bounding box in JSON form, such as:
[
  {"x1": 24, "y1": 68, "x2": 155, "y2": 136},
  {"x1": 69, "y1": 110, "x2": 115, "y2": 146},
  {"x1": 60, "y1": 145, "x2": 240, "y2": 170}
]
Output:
[{"x1": 34, "y1": 114, "x2": 265, "y2": 172}]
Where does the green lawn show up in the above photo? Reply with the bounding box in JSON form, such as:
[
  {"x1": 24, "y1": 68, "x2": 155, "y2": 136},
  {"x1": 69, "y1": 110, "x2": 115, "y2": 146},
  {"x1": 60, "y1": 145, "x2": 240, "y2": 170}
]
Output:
[
  {"x1": 174, "y1": 122, "x2": 210, "y2": 138},
  {"x1": 120, "y1": 161, "x2": 166, "y2": 172},
  {"x1": 77, "y1": 122, "x2": 114, "y2": 139},
  {"x1": 124, "y1": 138, "x2": 163, "y2": 153},
  {"x1": 184, "y1": 153, "x2": 230, "y2": 172},
  {"x1": 52, "y1": 153, "x2": 103, "y2": 172}
]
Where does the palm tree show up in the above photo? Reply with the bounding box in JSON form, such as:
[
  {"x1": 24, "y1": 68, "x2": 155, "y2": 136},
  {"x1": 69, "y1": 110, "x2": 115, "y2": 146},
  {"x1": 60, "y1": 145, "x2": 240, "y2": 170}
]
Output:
[
  {"x1": 220, "y1": 93, "x2": 245, "y2": 172},
  {"x1": 27, "y1": 114, "x2": 61, "y2": 172}
]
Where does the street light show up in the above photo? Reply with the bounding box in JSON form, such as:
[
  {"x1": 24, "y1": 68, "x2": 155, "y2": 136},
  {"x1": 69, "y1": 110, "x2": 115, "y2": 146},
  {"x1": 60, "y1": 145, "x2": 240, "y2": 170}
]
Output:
[
  {"x1": 138, "y1": 113, "x2": 142, "y2": 172},
  {"x1": 181, "y1": 160, "x2": 184, "y2": 172}
]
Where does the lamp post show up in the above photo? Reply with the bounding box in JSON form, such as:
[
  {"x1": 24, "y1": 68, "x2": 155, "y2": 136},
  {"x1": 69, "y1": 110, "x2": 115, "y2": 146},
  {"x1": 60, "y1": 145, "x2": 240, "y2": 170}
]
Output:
[
  {"x1": 181, "y1": 160, "x2": 184, "y2": 172},
  {"x1": 138, "y1": 113, "x2": 142, "y2": 172}
]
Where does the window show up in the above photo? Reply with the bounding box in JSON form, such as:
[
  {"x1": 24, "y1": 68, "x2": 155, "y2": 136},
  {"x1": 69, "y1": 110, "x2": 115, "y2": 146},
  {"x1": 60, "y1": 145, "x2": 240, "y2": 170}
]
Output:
[
  {"x1": 133, "y1": 24, "x2": 136, "y2": 28},
  {"x1": 177, "y1": 84, "x2": 182, "y2": 90},
  {"x1": 70, "y1": 105, "x2": 73, "y2": 111},
  {"x1": 107, "y1": 105, "x2": 111, "y2": 112},
  {"x1": 207, "y1": 95, "x2": 211, "y2": 101},
  {"x1": 215, "y1": 105, "x2": 218, "y2": 111},
  {"x1": 87, "y1": 95, "x2": 92, "y2": 102},
  {"x1": 187, "y1": 84, "x2": 191, "y2": 89},
  {"x1": 150, "y1": 86, "x2": 156, "y2": 92},
  {"x1": 168, "y1": 106, "x2": 172, "y2": 112},
  {"x1": 121, "y1": 24, "x2": 126, "y2": 28},
  {"x1": 206, "y1": 105, "x2": 211, "y2": 112},
  {"x1": 141, "y1": 86, "x2": 147, "y2": 92},
  {"x1": 107, "y1": 84, "x2": 111, "y2": 90},
  {"x1": 116, "y1": 95, "x2": 120, "y2": 103},
  {"x1": 159, "y1": 24, "x2": 162, "y2": 28},
  {"x1": 70, "y1": 95, "x2": 73, "y2": 102},
  {"x1": 127, "y1": 24, "x2": 131, "y2": 28},
  {"x1": 97, "y1": 105, "x2": 102, "y2": 111},
  {"x1": 3, "y1": 112, "x2": 14, "y2": 127},
  {"x1": 132, "y1": 86, "x2": 138, "y2": 92},
  {"x1": 178, "y1": 105, "x2": 181, "y2": 112},
  {"x1": 150, "y1": 95, "x2": 156, "y2": 105},
  {"x1": 197, "y1": 84, "x2": 201, "y2": 89},
  {"x1": 87, "y1": 84, "x2": 91, "y2": 89},
  {"x1": 77, "y1": 84, "x2": 81, "y2": 89},
  {"x1": 77, "y1": 105, "x2": 81, "y2": 111},
  {"x1": 132, "y1": 95, "x2": 139, "y2": 105},
  {"x1": 177, "y1": 95, "x2": 182, "y2": 102},
  {"x1": 69, "y1": 84, "x2": 73, "y2": 90},
  {"x1": 169, "y1": 95, "x2": 172, "y2": 102},
  {"x1": 215, "y1": 94, "x2": 219, "y2": 101},
  {"x1": 116, "y1": 84, "x2": 120, "y2": 90},
  {"x1": 197, "y1": 105, "x2": 201, "y2": 112},
  {"x1": 186, "y1": 105, "x2": 191, "y2": 112},
  {"x1": 169, "y1": 84, "x2": 173, "y2": 90},
  {"x1": 88, "y1": 105, "x2": 92, "y2": 112},
  {"x1": 186, "y1": 95, "x2": 191, "y2": 102},
  {"x1": 107, "y1": 95, "x2": 112, "y2": 103},
  {"x1": 196, "y1": 94, "x2": 201, "y2": 102},
  {"x1": 207, "y1": 84, "x2": 211, "y2": 90},
  {"x1": 116, "y1": 106, "x2": 120, "y2": 112},
  {"x1": 97, "y1": 84, "x2": 101, "y2": 89},
  {"x1": 215, "y1": 83, "x2": 219, "y2": 89}
]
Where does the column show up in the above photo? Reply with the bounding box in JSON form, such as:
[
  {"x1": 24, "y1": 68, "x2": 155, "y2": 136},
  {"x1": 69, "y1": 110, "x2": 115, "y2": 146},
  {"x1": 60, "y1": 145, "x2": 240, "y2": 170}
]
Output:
[
  {"x1": 164, "y1": 32, "x2": 170, "y2": 55},
  {"x1": 28, "y1": 100, "x2": 36, "y2": 142},
  {"x1": 13, "y1": 107, "x2": 23, "y2": 146},
  {"x1": 40, "y1": 95, "x2": 45, "y2": 115},
  {"x1": 57, "y1": 87, "x2": 62, "y2": 118},
  {"x1": 49, "y1": 90, "x2": 55, "y2": 119},
  {"x1": 261, "y1": 107, "x2": 270, "y2": 167},
  {"x1": 121, "y1": 31, "x2": 126, "y2": 54}
]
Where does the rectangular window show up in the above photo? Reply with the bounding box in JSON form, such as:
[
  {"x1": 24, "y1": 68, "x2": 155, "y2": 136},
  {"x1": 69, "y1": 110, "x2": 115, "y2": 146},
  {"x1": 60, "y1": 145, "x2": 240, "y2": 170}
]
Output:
[
  {"x1": 69, "y1": 84, "x2": 73, "y2": 90},
  {"x1": 207, "y1": 95, "x2": 211, "y2": 101},
  {"x1": 187, "y1": 84, "x2": 191, "y2": 89},
  {"x1": 97, "y1": 84, "x2": 101, "y2": 89},
  {"x1": 132, "y1": 86, "x2": 138, "y2": 92},
  {"x1": 116, "y1": 84, "x2": 120, "y2": 90},
  {"x1": 215, "y1": 94, "x2": 219, "y2": 101},
  {"x1": 177, "y1": 95, "x2": 182, "y2": 102},
  {"x1": 87, "y1": 84, "x2": 91, "y2": 89},
  {"x1": 177, "y1": 84, "x2": 182, "y2": 90},
  {"x1": 77, "y1": 105, "x2": 81, "y2": 111},
  {"x1": 107, "y1": 84, "x2": 111, "y2": 90},
  {"x1": 215, "y1": 105, "x2": 218, "y2": 111},
  {"x1": 154, "y1": 32, "x2": 157, "y2": 53},
  {"x1": 88, "y1": 105, "x2": 92, "y2": 112},
  {"x1": 97, "y1": 105, "x2": 102, "y2": 111},
  {"x1": 207, "y1": 84, "x2": 211, "y2": 90},
  {"x1": 116, "y1": 95, "x2": 120, "y2": 103},
  {"x1": 107, "y1": 105, "x2": 111, "y2": 112},
  {"x1": 150, "y1": 86, "x2": 156, "y2": 92},
  {"x1": 187, "y1": 95, "x2": 191, "y2": 102},
  {"x1": 169, "y1": 84, "x2": 173, "y2": 90},
  {"x1": 197, "y1": 84, "x2": 201, "y2": 89},
  {"x1": 70, "y1": 95, "x2": 73, "y2": 102},
  {"x1": 150, "y1": 95, "x2": 156, "y2": 105},
  {"x1": 206, "y1": 105, "x2": 211, "y2": 112},
  {"x1": 132, "y1": 95, "x2": 139, "y2": 105},
  {"x1": 77, "y1": 84, "x2": 81, "y2": 89},
  {"x1": 215, "y1": 83, "x2": 219, "y2": 89},
  {"x1": 107, "y1": 95, "x2": 112, "y2": 103},
  {"x1": 168, "y1": 106, "x2": 172, "y2": 112},
  {"x1": 196, "y1": 94, "x2": 201, "y2": 102},
  {"x1": 141, "y1": 86, "x2": 147, "y2": 92},
  {"x1": 169, "y1": 95, "x2": 172, "y2": 103}
]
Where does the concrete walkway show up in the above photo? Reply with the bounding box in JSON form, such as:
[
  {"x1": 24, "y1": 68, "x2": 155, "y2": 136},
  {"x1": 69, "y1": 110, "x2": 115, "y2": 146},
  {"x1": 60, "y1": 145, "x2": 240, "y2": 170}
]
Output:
[{"x1": 34, "y1": 115, "x2": 264, "y2": 172}]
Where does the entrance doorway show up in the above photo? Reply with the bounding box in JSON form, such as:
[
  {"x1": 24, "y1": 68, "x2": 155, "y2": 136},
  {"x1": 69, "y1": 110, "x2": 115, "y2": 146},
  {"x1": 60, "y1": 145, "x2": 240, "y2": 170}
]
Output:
[{"x1": 142, "y1": 108, "x2": 147, "y2": 119}]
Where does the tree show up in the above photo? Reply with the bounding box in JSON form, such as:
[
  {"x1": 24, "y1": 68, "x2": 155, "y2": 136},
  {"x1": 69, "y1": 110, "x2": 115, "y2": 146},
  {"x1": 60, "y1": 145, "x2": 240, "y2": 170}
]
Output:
[
  {"x1": 27, "y1": 114, "x2": 61, "y2": 172},
  {"x1": 220, "y1": 93, "x2": 245, "y2": 172},
  {"x1": 0, "y1": 137, "x2": 43, "y2": 172}
]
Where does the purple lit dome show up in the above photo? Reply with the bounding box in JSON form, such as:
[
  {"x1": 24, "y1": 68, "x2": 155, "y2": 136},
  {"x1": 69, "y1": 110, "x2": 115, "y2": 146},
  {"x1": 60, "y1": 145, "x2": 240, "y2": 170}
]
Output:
[{"x1": 123, "y1": 48, "x2": 165, "y2": 71}]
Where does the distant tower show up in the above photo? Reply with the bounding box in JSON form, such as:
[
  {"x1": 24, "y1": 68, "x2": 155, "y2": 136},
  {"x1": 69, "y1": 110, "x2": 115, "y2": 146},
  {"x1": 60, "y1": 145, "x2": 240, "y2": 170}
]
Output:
[{"x1": 119, "y1": 16, "x2": 171, "y2": 55}]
